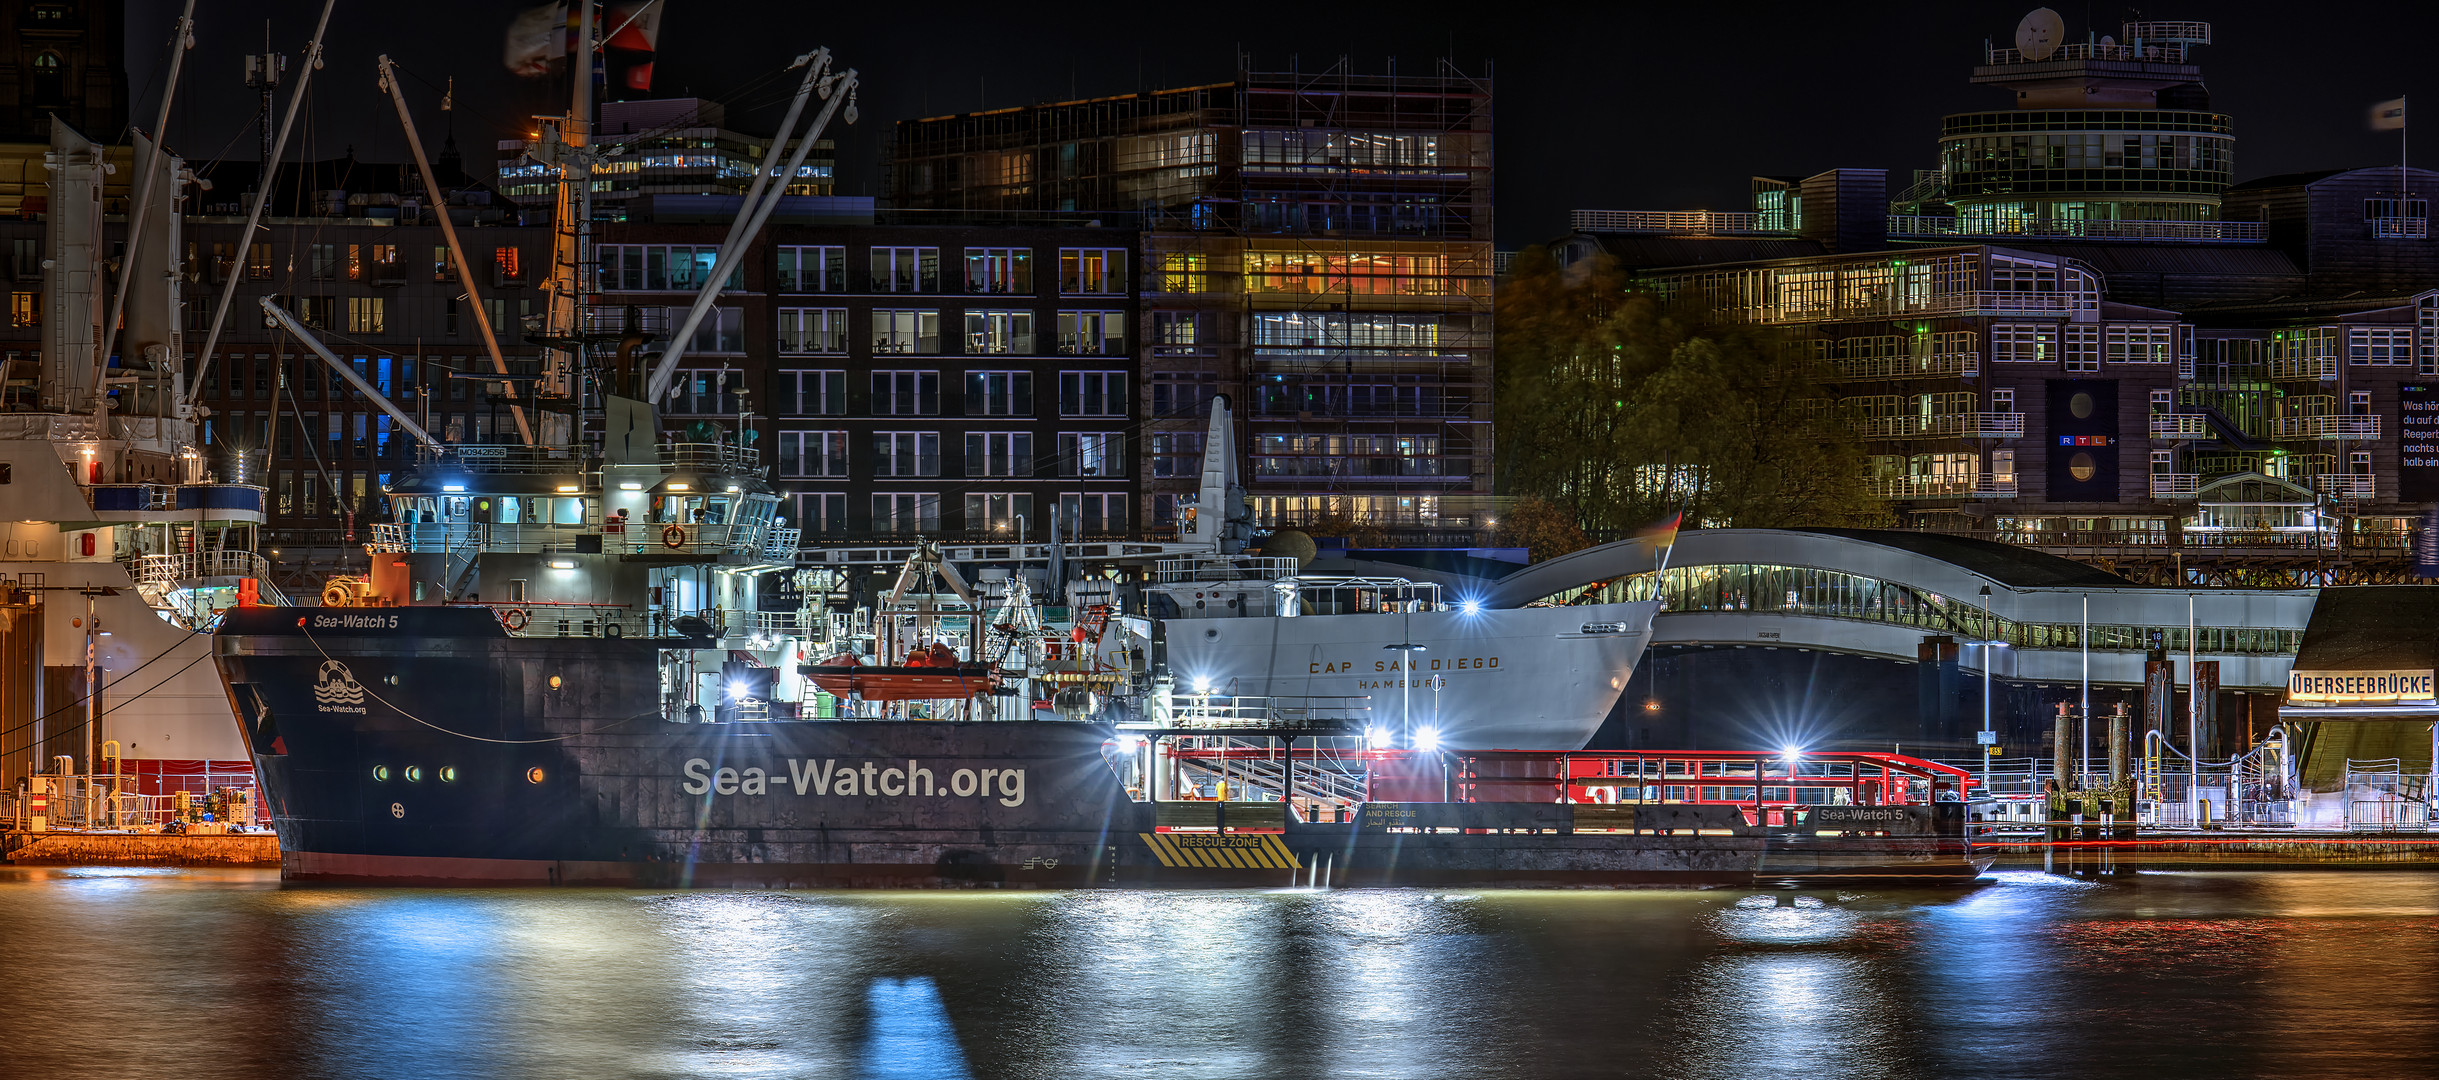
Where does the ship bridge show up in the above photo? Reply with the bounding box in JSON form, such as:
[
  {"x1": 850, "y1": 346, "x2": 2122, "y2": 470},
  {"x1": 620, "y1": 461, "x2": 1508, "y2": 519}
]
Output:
[{"x1": 1484, "y1": 528, "x2": 2314, "y2": 758}]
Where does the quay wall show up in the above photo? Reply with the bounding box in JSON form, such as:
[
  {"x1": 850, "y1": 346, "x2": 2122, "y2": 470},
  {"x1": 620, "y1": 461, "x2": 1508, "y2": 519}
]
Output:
[{"x1": 2, "y1": 832, "x2": 281, "y2": 868}]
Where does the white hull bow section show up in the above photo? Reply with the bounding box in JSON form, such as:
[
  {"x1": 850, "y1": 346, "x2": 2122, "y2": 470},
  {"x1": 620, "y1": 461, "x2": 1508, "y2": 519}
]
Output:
[{"x1": 1162, "y1": 600, "x2": 1658, "y2": 751}]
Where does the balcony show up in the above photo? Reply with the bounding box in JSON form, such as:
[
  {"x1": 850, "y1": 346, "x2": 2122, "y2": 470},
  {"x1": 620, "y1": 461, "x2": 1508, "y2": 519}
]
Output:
[
  {"x1": 2148, "y1": 413, "x2": 2210, "y2": 440},
  {"x1": 2313, "y1": 475, "x2": 2376, "y2": 502},
  {"x1": 2266, "y1": 355, "x2": 2338, "y2": 381},
  {"x1": 2149, "y1": 474, "x2": 2201, "y2": 499},
  {"x1": 2371, "y1": 217, "x2": 2430, "y2": 240},
  {"x1": 1869, "y1": 474, "x2": 2018, "y2": 500},
  {"x1": 2270, "y1": 415, "x2": 2379, "y2": 441},
  {"x1": 1834, "y1": 352, "x2": 1979, "y2": 381},
  {"x1": 1855, "y1": 412, "x2": 2027, "y2": 440}
]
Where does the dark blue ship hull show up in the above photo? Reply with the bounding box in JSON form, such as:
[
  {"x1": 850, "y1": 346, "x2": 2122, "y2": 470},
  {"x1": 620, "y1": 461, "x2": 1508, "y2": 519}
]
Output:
[{"x1": 212, "y1": 607, "x2": 1990, "y2": 887}]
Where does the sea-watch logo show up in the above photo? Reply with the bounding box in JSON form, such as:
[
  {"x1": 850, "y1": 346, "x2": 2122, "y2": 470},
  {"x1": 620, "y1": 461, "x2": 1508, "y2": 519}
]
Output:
[{"x1": 314, "y1": 659, "x2": 368, "y2": 714}]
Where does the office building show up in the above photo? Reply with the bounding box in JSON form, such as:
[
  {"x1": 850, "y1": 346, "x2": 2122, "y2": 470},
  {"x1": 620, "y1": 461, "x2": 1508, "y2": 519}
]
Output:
[{"x1": 888, "y1": 58, "x2": 1495, "y2": 542}]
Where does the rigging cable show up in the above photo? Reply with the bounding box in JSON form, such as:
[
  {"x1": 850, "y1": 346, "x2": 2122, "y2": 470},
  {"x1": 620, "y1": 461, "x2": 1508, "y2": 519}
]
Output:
[{"x1": 297, "y1": 623, "x2": 656, "y2": 744}]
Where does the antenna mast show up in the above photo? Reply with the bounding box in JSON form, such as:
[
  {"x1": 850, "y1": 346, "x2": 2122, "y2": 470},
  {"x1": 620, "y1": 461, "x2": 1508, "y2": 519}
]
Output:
[{"x1": 188, "y1": 0, "x2": 336, "y2": 408}]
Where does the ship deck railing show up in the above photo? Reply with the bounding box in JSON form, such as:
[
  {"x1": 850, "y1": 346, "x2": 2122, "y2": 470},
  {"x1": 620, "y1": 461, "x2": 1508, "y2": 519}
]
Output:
[
  {"x1": 1154, "y1": 556, "x2": 1300, "y2": 583},
  {"x1": 415, "y1": 441, "x2": 760, "y2": 476},
  {"x1": 1156, "y1": 693, "x2": 1374, "y2": 731},
  {"x1": 443, "y1": 601, "x2": 814, "y2": 641},
  {"x1": 369, "y1": 521, "x2": 773, "y2": 559},
  {"x1": 136, "y1": 550, "x2": 274, "y2": 588}
]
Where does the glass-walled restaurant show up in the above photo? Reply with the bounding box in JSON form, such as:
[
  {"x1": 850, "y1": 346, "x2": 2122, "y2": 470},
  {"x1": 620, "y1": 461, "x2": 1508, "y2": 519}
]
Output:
[{"x1": 1538, "y1": 562, "x2": 2302, "y2": 657}]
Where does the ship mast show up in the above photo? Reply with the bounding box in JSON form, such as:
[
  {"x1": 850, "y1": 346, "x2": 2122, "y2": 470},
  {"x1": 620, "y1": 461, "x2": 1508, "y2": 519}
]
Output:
[
  {"x1": 528, "y1": 0, "x2": 597, "y2": 449},
  {"x1": 186, "y1": 0, "x2": 335, "y2": 411}
]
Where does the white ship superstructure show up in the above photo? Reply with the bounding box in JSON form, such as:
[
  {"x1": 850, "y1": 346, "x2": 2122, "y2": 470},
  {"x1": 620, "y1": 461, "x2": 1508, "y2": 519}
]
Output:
[{"x1": 2, "y1": 120, "x2": 271, "y2": 793}]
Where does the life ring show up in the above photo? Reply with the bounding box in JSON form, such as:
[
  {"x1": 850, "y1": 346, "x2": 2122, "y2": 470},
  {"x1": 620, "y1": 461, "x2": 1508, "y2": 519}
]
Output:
[
  {"x1": 603, "y1": 621, "x2": 623, "y2": 639},
  {"x1": 662, "y1": 525, "x2": 688, "y2": 549},
  {"x1": 503, "y1": 608, "x2": 530, "y2": 631}
]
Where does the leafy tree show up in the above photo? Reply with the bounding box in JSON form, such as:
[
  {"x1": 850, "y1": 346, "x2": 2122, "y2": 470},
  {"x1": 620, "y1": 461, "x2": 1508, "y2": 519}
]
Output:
[
  {"x1": 1495, "y1": 245, "x2": 1885, "y2": 532},
  {"x1": 1490, "y1": 495, "x2": 1591, "y2": 563}
]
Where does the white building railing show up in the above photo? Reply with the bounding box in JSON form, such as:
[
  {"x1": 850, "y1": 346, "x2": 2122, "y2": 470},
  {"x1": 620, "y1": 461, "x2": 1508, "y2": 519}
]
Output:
[
  {"x1": 1572, "y1": 209, "x2": 1771, "y2": 234},
  {"x1": 1855, "y1": 412, "x2": 2028, "y2": 440},
  {"x1": 2269, "y1": 415, "x2": 2380, "y2": 441},
  {"x1": 2148, "y1": 413, "x2": 2210, "y2": 440},
  {"x1": 1834, "y1": 351, "x2": 1980, "y2": 381},
  {"x1": 2150, "y1": 474, "x2": 2201, "y2": 499},
  {"x1": 1869, "y1": 474, "x2": 2018, "y2": 500},
  {"x1": 2371, "y1": 217, "x2": 2430, "y2": 240},
  {"x1": 2266, "y1": 354, "x2": 2338, "y2": 381},
  {"x1": 2313, "y1": 475, "x2": 2376, "y2": 502}
]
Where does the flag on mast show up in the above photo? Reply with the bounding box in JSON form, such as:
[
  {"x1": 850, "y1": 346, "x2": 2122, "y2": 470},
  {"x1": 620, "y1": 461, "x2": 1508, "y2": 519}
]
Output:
[{"x1": 2372, "y1": 97, "x2": 2408, "y2": 131}]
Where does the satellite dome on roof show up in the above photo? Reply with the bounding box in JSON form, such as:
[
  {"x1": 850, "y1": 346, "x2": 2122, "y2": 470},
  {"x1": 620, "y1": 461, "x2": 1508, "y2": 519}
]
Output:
[{"x1": 2014, "y1": 8, "x2": 2064, "y2": 62}]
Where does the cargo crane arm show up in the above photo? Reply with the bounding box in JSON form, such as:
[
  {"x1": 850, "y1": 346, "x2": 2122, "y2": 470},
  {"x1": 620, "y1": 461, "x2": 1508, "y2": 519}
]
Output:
[
  {"x1": 258, "y1": 297, "x2": 443, "y2": 452},
  {"x1": 644, "y1": 52, "x2": 858, "y2": 403},
  {"x1": 377, "y1": 55, "x2": 533, "y2": 446}
]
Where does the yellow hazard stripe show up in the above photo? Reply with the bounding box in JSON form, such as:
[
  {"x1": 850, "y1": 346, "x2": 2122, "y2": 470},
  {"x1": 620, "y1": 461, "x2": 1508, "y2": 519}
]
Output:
[
  {"x1": 1165, "y1": 835, "x2": 1197, "y2": 868},
  {"x1": 1142, "y1": 832, "x2": 1307, "y2": 870},
  {"x1": 1140, "y1": 833, "x2": 1177, "y2": 867}
]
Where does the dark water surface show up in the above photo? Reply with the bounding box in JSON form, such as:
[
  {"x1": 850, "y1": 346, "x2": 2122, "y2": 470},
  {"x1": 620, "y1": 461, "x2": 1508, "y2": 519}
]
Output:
[{"x1": 3, "y1": 869, "x2": 2436, "y2": 1079}]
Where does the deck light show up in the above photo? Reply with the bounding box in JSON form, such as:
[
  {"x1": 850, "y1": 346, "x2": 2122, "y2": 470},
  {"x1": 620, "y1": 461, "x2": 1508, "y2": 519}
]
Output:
[
  {"x1": 547, "y1": 559, "x2": 576, "y2": 570},
  {"x1": 1415, "y1": 727, "x2": 1442, "y2": 752},
  {"x1": 1781, "y1": 745, "x2": 1803, "y2": 762},
  {"x1": 619, "y1": 481, "x2": 644, "y2": 491},
  {"x1": 1366, "y1": 725, "x2": 1393, "y2": 748},
  {"x1": 442, "y1": 484, "x2": 465, "y2": 492},
  {"x1": 1458, "y1": 599, "x2": 1482, "y2": 616},
  {"x1": 667, "y1": 482, "x2": 692, "y2": 492},
  {"x1": 556, "y1": 484, "x2": 581, "y2": 493}
]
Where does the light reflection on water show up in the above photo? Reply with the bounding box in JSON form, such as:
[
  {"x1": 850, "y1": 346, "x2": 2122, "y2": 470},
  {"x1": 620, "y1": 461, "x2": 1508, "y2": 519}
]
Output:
[{"x1": 2, "y1": 871, "x2": 2437, "y2": 1079}]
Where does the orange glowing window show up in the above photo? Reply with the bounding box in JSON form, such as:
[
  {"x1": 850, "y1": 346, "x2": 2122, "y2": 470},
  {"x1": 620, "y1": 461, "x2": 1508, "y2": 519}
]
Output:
[{"x1": 494, "y1": 246, "x2": 522, "y2": 281}]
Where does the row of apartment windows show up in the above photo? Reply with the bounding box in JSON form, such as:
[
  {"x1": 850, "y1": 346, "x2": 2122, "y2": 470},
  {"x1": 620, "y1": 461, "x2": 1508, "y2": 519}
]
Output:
[
  {"x1": 789, "y1": 492, "x2": 1128, "y2": 535},
  {"x1": 196, "y1": 354, "x2": 528, "y2": 403},
  {"x1": 177, "y1": 242, "x2": 530, "y2": 287},
  {"x1": 601, "y1": 244, "x2": 1128, "y2": 296},
  {"x1": 775, "y1": 308, "x2": 1125, "y2": 355},
  {"x1": 774, "y1": 431, "x2": 1123, "y2": 478},
  {"x1": 669, "y1": 369, "x2": 1129, "y2": 418}
]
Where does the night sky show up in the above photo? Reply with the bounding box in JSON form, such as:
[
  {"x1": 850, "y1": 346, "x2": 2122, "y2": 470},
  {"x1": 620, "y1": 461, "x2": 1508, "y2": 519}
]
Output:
[{"x1": 123, "y1": 1, "x2": 2439, "y2": 248}]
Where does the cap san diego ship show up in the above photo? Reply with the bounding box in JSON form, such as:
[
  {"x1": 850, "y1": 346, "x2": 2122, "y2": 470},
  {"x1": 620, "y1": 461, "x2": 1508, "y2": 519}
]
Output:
[{"x1": 209, "y1": 20, "x2": 1991, "y2": 888}]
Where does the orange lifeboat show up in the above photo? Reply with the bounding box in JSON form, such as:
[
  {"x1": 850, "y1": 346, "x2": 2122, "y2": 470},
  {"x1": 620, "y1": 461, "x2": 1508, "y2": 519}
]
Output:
[{"x1": 801, "y1": 643, "x2": 997, "y2": 702}]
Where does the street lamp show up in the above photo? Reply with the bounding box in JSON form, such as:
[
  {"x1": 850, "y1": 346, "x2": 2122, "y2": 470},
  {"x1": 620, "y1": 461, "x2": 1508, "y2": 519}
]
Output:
[
  {"x1": 1385, "y1": 604, "x2": 1426, "y2": 747},
  {"x1": 1977, "y1": 585, "x2": 2002, "y2": 793}
]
